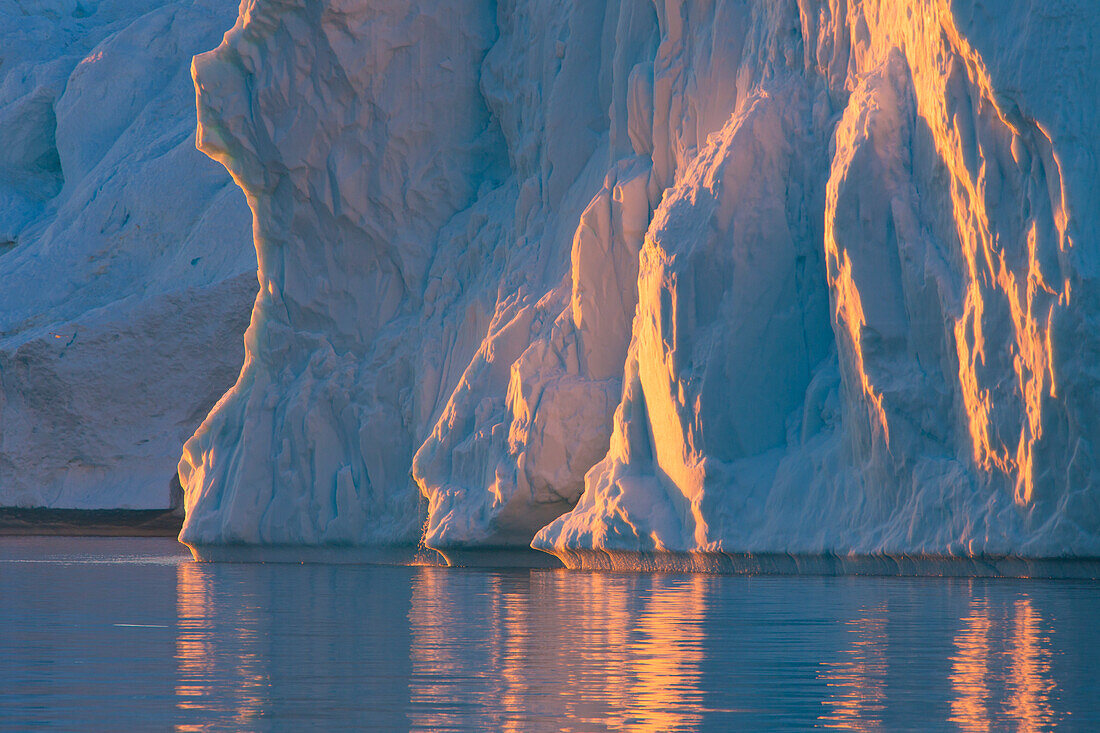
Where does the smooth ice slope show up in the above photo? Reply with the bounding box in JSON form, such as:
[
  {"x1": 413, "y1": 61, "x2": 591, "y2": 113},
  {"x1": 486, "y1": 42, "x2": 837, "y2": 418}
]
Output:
[
  {"x1": 181, "y1": 0, "x2": 1100, "y2": 564},
  {"x1": 0, "y1": 0, "x2": 254, "y2": 509}
]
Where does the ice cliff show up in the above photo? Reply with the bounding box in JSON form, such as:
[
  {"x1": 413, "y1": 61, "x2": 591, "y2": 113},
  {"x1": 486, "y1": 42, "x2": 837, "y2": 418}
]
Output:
[
  {"x1": 0, "y1": 0, "x2": 254, "y2": 509},
  {"x1": 175, "y1": 0, "x2": 1100, "y2": 563}
]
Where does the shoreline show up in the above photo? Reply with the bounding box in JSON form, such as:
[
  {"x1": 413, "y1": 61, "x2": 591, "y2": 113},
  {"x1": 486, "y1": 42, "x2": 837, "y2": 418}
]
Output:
[
  {"x1": 6, "y1": 523, "x2": 1099, "y2": 578},
  {"x1": 0, "y1": 508, "x2": 183, "y2": 537}
]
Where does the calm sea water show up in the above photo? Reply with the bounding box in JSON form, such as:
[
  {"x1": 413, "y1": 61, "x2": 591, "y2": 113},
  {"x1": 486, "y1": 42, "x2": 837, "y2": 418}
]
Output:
[{"x1": 2, "y1": 537, "x2": 1098, "y2": 731}]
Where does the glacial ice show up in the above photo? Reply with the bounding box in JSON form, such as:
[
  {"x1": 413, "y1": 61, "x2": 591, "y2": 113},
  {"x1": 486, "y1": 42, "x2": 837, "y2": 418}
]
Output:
[
  {"x1": 0, "y1": 0, "x2": 254, "y2": 509},
  {"x1": 169, "y1": 0, "x2": 1100, "y2": 562}
]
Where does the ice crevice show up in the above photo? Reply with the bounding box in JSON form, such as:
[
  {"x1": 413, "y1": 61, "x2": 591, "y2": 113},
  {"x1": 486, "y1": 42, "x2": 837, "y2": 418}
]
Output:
[{"x1": 178, "y1": 0, "x2": 1100, "y2": 565}]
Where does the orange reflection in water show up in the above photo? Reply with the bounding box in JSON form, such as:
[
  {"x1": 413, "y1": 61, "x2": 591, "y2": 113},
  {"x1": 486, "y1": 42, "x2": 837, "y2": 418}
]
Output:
[
  {"x1": 408, "y1": 569, "x2": 707, "y2": 732},
  {"x1": 615, "y1": 574, "x2": 707, "y2": 732},
  {"x1": 174, "y1": 563, "x2": 268, "y2": 732},
  {"x1": 175, "y1": 561, "x2": 215, "y2": 732},
  {"x1": 1005, "y1": 597, "x2": 1056, "y2": 731},
  {"x1": 818, "y1": 604, "x2": 889, "y2": 731},
  {"x1": 548, "y1": 568, "x2": 635, "y2": 731},
  {"x1": 949, "y1": 598, "x2": 993, "y2": 732},
  {"x1": 949, "y1": 593, "x2": 1056, "y2": 731}
]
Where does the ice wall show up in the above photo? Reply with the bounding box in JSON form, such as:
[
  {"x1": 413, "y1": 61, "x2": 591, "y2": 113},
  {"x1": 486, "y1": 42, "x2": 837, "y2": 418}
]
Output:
[
  {"x1": 0, "y1": 0, "x2": 254, "y2": 509},
  {"x1": 179, "y1": 0, "x2": 503, "y2": 548},
  {"x1": 181, "y1": 0, "x2": 1100, "y2": 563}
]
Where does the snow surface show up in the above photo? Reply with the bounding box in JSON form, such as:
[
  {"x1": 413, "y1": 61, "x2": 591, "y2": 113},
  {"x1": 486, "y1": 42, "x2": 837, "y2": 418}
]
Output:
[
  {"x1": 91, "y1": 0, "x2": 1100, "y2": 560},
  {"x1": 0, "y1": 0, "x2": 254, "y2": 509}
]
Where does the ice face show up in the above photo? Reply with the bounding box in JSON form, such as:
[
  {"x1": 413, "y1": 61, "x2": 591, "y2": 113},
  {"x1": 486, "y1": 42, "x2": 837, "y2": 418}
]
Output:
[
  {"x1": 179, "y1": 0, "x2": 504, "y2": 547},
  {"x1": 0, "y1": 0, "x2": 254, "y2": 509},
  {"x1": 176, "y1": 0, "x2": 1100, "y2": 561}
]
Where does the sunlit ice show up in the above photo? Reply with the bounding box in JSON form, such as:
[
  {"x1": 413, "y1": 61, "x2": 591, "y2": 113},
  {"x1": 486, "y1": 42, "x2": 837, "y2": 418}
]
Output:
[{"x1": 2, "y1": 0, "x2": 1099, "y2": 729}]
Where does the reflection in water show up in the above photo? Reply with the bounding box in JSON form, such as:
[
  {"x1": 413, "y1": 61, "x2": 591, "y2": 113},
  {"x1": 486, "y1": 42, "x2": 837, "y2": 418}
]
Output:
[
  {"x1": 7, "y1": 541, "x2": 1099, "y2": 730},
  {"x1": 174, "y1": 562, "x2": 416, "y2": 730},
  {"x1": 1006, "y1": 597, "x2": 1056, "y2": 731},
  {"x1": 175, "y1": 563, "x2": 269, "y2": 731},
  {"x1": 628, "y1": 574, "x2": 707, "y2": 731},
  {"x1": 950, "y1": 597, "x2": 993, "y2": 732},
  {"x1": 949, "y1": 592, "x2": 1058, "y2": 731},
  {"x1": 409, "y1": 569, "x2": 707, "y2": 732},
  {"x1": 175, "y1": 562, "x2": 214, "y2": 731},
  {"x1": 818, "y1": 605, "x2": 888, "y2": 730}
]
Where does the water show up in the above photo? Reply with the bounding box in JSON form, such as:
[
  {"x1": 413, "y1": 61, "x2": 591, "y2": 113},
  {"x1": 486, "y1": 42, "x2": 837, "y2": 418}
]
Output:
[{"x1": 2, "y1": 538, "x2": 1099, "y2": 731}]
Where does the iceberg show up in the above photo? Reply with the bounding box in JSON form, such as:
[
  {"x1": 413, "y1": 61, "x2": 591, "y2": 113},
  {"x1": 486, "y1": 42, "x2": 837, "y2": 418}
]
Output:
[
  {"x1": 0, "y1": 0, "x2": 254, "y2": 510},
  {"x1": 57, "y1": 0, "x2": 1095, "y2": 563}
]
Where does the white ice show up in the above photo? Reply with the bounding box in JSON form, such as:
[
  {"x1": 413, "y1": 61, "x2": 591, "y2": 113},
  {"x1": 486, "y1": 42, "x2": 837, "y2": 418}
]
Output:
[
  {"x1": 0, "y1": 0, "x2": 253, "y2": 509},
  {"x1": 11, "y1": 1, "x2": 1097, "y2": 561}
]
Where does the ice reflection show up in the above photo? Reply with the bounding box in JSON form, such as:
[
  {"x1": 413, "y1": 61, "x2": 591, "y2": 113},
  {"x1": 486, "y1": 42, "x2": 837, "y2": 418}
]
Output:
[
  {"x1": 6, "y1": 542, "x2": 1100, "y2": 731},
  {"x1": 408, "y1": 569, "x2": 708, "y2": 732},
  {"x1": 175, "y1": 562, "x2": 214, "y2": 727},
  {"x1": 949, "y1": 593, "x2": 1057, "y2": 731},
  {"x1": 818, "y1": 604, "x2": 888, "y2": 730},
  {"x1": 627, "y1": 575, "x2": 707, "y2": 731},
  {"x1": 950, "y1": 598, "x2": 993, "y2": 732},
  {"x1": 173, "y1": 562, "x2": 415, "y2": 730},
  {"x1": 1006, "y1": 598, "x2": 1056, "y2": 730},
  {"x1": 175, "y1": 563, "x2": 269, "y2": 731}
]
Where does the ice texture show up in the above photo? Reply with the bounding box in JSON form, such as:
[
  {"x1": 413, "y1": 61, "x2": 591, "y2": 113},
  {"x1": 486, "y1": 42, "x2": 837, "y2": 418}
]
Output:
[
  {"x1": 178, "y1": 0, "x2": 1100, "y2": 563},
  {"x1": 0, "y1": 0, "x2": 254, "y2": 509}
]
